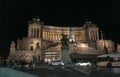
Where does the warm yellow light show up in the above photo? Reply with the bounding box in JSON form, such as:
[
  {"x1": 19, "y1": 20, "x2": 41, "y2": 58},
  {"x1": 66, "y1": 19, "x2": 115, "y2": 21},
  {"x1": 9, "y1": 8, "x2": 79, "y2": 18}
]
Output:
[
  {"x1": 78, "y1": 43, "x2": 88, "y2": 48},
  {"x1": 45, "y1": 58, "x2": 48, "y2": 62},
  {"x1": 81, "y1": 44, "x2": 87, "y2": 47}
]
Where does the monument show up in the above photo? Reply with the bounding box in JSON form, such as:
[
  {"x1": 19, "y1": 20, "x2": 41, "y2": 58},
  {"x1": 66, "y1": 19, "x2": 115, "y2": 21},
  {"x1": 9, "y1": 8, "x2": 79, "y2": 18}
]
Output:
[{"x1": 61, "y1": 34, "x2": 71, "y2": 64}]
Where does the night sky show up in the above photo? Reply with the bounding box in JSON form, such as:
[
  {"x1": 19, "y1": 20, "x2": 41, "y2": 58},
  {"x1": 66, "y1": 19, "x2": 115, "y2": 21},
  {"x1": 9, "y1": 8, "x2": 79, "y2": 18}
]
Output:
[{"x1": 0, "y1": 0, "x2": 120, "y2": 57}]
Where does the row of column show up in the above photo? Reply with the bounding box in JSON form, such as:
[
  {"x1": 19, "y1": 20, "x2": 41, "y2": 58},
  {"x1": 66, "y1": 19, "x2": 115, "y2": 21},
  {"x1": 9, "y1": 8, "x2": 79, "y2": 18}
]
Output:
[
  {"x1": 43, "y1": 32, "x2": 62, "y2": 41},
  {"x1": 28, "y1": 27, "x2": 96, "y2": 42},
  {"x1": 43, "y1": 32, "x2": 86, "y2": 42},
  {"x1": 89, "y1": 30, "x2": 99, "y2": 41},
  {"x1": 28, "y1": 27, "x2": 41, "y2": 38}
]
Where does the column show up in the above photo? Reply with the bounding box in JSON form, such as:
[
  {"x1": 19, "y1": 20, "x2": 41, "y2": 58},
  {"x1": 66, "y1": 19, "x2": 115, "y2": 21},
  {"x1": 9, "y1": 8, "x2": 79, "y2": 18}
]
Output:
[
  {"x1": 47, "y1": 32, "x2": 48, "y2": 40},
  {"x1": 35, "y1": 28, "x2": 36, "y2": 38},
  {"x1": 58, "y1": 34, "x2": 60, "y2": 41},
  {"x1": 44, "y1": 32, "x2": 45, "y2": 40},
  {"x1": 33, "y1": 28, "x2": 35, "y2": 38},
  {"x1": 42, "y1": 32, "x2": 44, "y2": 39},
  {"x1": 28, "y1": 27, "x2": 31, "y2": 38},
  {"x1": 51, "y1": 33, "x2": 53, "y2": 41},
  {"x1": 53, "y1": 33, "x2": 54, "y2": 41},
  {"x1": 32, "y1": 28, "x2": 34, "y2": 38},
  {"x1": 95, "y1": 30, "x2": 97, "y2": 40},
  {"x1": 37, "y1": 28, "x2": 39, "y2": 38},
  {"x1": 29, "y1": 27, "x2": 31, "y2": 38},
  {"x1": 31, "y1": 28, "x2": 32, "y2": 38},
  {"x1": 94, "y1": 30, "x2": 96, "y2": 40},
  {"x1": 45, "y1": 32, "x2": 47, "y2": 40},
  {"x1": 89, "y1": 30, "x2": 91, "y2": 40},
  {"x1": 48, "y1": 32, "x2": 50, "y2": 41},
  {"x1": 39, "y1": 28, "x2": 41, "y2": 38},
  {"x1": 54, "y1": 34, "x2": 56, "y2": 41},
  {"x1": 91, "y1": 31, "x2": 94, "y2": 40},
  {"x1": 90, "y1": 31, "x2": 92, "y2": 40},
  {"x1": 93, "y1": 30, "x2": 95, "y2": 40},
  {"x1": 92, "y1": 30, "x2": 94, "y2": 40},
  {"x1": 49, "y1": 32, "x2": 51, "y2": 40},
  {"x1": 97, "y1": 30, "x2": 99, "y2": 40}
]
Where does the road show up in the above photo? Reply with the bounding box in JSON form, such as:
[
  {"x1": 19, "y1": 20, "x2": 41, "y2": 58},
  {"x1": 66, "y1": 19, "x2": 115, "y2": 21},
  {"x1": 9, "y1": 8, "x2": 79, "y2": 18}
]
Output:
[{"x1": 19, "y1": 65, "x2": 120, "y2": 77}]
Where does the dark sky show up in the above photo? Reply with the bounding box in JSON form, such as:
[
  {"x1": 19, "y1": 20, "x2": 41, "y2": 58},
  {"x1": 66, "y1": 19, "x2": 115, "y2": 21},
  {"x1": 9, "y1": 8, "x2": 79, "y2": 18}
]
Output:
[{"x1": 0, "y1": 0, "x2": 120, "y2": 57}]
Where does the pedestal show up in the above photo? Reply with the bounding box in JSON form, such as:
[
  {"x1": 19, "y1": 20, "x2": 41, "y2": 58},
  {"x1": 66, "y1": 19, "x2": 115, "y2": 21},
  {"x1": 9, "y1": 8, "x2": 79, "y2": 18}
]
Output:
[{"x1": 61, "y1": 46, "x2": 71, "y2": 64}]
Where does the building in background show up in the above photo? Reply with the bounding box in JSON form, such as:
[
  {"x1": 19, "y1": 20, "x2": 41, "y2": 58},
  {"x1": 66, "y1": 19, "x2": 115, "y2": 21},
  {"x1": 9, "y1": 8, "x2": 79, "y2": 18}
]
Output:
[
  {"x1": 8, "y1": 17, "x2": 115, "y2": 63},
  {"x1": 96, "y1": 39, "x2": 115, "y2": 53}
]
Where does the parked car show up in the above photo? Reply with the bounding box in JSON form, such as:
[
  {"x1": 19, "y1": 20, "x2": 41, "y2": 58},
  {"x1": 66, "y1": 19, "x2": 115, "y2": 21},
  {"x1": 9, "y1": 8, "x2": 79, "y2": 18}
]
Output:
[
  {"x1": 75, "y1": 60, "x2": 91, "y2": 67},
  {"x1": 48, "y1": 60, "x2": 64, "y2": 66}
]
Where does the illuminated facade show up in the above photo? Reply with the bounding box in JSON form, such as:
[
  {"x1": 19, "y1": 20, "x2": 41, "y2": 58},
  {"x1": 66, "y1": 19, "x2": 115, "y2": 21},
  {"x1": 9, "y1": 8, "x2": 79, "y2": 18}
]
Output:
[
  {"x1": 8, "y1": 17, "x2": 104, "y2": 63},
  {"x1": 96, "y1": 39, "x2": 115, "y2": 53}
]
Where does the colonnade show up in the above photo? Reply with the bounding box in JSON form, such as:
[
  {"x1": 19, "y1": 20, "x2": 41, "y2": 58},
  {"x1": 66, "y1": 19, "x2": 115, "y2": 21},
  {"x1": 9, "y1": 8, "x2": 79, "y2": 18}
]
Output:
[
  {"x1": 28, "y1": 27, "x2": 41, "y2": 38},
  {"x1": 42, "y1": 32, "x2": 62, "y2": 41},
  {"x1": 89, "y1": 29, "x2": 99, "y2": 41}
]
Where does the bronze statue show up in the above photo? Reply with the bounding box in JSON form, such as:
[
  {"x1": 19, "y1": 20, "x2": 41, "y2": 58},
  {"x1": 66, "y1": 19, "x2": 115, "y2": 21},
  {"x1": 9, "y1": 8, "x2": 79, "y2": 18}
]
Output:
[{"x1": 61, "y1": 34, "x2": 69, "y2": 47}]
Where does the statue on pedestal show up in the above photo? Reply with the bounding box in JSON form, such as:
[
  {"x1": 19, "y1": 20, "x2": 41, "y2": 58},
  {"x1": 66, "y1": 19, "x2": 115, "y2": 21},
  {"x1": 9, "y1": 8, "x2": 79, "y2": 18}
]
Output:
[{"x1": 61, "y1": 34, "x2": 71, "y2": 64}]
